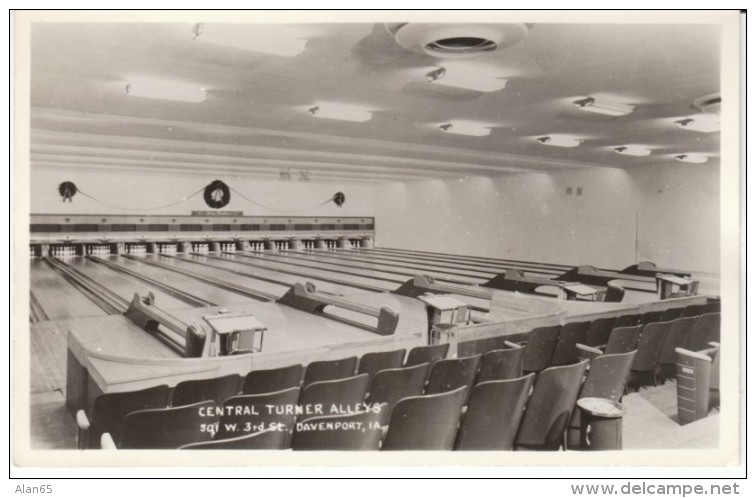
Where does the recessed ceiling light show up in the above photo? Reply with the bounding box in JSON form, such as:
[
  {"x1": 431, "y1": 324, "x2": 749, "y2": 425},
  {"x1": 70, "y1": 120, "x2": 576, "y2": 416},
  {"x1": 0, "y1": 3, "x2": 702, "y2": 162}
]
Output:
[
  {"x1": 124, "y1": 78, "x2": 207, "y2": 103},
  {"x1": 307, "y1": 104, "x2": 373, "y2": 123},
  {"x1": 675, "y1": 154, "x2": 709, "y2": 164},
  {"x1": 536, "y1": 136, "x2": 582, "y2": 148},
  {"x1": 438, "y1": 121, "x2": 492, "y2": 137},
  {"x1": 674, "y1": 114, "x2": 719, "y2": 133},
  {"x1": 425, "y1": 66, "x2": 508, "y2": 93},
  {"x1": 573, "y1": 96, "x2": 634, "y2": 116},
  {"x1": 614, "y1": 145, "x2": 651, "y2": 157},
  {"x1": 192, "y1": 23, "x2": 307, "y2": 57}
]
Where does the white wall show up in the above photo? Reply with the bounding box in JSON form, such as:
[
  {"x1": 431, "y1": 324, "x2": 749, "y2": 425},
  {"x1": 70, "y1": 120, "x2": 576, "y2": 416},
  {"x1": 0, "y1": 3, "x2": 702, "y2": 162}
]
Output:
[
  {"x1": 29, "y1": 162, "x2": 721, "y2": 274},
  {"x1": 375, "y1": 164, "x2": 720, "y2": 274},
  {"x1": 29, "y1": 166, "x2": 378, "y2": 218}
]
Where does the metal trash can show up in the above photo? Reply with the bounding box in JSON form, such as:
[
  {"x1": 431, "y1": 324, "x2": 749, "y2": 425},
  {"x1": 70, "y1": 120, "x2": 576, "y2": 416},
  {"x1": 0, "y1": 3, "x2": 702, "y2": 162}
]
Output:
[{"x1": 577, "y1": 397, "x2": 626, "y2": 450}]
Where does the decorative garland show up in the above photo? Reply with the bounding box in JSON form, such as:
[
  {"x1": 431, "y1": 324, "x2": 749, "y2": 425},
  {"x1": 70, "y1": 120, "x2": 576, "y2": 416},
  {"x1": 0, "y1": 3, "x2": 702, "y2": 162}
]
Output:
[
  {"x1": 333, "y1": 191, "x2": 346, "y2": 207},
  {"x1": 204, "y1": 180, "x2": 231, "y2": 209},
  {"x1": 58, "y1": 181, "x2": 77, "y2": 203}
]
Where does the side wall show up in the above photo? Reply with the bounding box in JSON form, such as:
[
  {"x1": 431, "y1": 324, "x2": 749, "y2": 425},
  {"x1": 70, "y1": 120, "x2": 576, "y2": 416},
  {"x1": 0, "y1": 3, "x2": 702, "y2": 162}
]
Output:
[{"x1": 375, "y1": 164, "x2": 720, "y2": 274}]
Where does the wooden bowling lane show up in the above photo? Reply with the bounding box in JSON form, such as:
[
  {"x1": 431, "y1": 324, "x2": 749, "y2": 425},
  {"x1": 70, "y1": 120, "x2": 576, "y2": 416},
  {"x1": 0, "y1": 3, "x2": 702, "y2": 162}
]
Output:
[
  {"x1": 224, "y1": 251, "x2": 414, "y2": 290},
  {"x1": 112, "y1": 255, "x2": 257, "y2": 305},
  {"x1": 63, "y1": 256, "x2": 194, "y2": 310},
  {"x1": 331, "y1": 247, "x2": 563, "y2": 278},
  {"x1": 271, "y1": 249, "x2": 484, "y2": 284},
  {"x1": 248, "y1": 249, "x2": 489, "y2": 286},
  {"x1": 179, "y1": 252, "x2": 397, "y2": 294},
  {"x1": 30, "y1": 258, "x2": 106, "y2": 321},
  {"x1": 367, "y1": 246, "x2": 575, "y2": 272}
]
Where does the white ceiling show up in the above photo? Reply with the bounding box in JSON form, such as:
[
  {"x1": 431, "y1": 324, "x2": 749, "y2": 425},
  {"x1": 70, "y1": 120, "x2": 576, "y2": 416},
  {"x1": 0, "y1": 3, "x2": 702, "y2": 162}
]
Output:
[{"x1": 28, "y1": 20, "x2": 722, "y2": 182}]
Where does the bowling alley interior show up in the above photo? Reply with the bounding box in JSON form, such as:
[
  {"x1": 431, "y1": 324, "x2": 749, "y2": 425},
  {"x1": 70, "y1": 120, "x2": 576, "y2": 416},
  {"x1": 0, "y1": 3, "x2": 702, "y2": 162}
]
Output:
[{"x1": 19, "y1": 15, "x2": 738, "y2": 456}]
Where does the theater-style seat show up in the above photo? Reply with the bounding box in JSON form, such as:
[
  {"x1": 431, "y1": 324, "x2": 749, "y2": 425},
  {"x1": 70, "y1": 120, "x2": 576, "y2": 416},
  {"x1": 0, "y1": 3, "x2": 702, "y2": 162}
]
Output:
[
  {"x1": 172, "y1": 374, "x2": 241, "y2": 407},
  {"x1": 456, "y1": 334, "x2": 508, "y2": 357},
  {"x1": 298, "y1": 374, "x2": 370, "y2": 420},
  {"x1": 521, "y1": 325, "x2": 560, "y2": 373},
  {"x1": 76, "y1": 384, "x2": 170, "y2": 449},
  {"x1": 357, "y1": 349, "x2": 406, "y2": 383},
  {"x1": 659, "y1": 307, "x2": 684, "y2": 322},
  {"x1": 551, "y1": 321, "x2": 590, "y2": 366},
  {"x1": 404, "y1": 343, "x2": 450, "y2": 368},
  {"x1": 302, "y1": 356, "x2": 358, "y2": 387},
  {"x1": 565, "y1": 351, "x2": 636, "y2": 449},
  {"x1": 111, "y1": 401, "x2": 218, "y2": 449},
  {"x1": 180, "y1": 427, "x2": 290, "y2": 450},
  {"x1": 515, "y1": 360, "x2": 588, "y2": 451},
  {"x1": 585, "y1": 317, "x2": 617, "y2": 346},
  {"x1": 656, "y1": 316, "x2": 698, "y2": 382},
  {"x1": 382, "y1": 386, "x2": 468, "y2": 450},
  {"x1": 425, "y1": 355, "x2": 482, "y2": 400},
  {"x1": 455, "y1": 374, "x2": 535, "y2": 451},
  {"x1": 365, "y1": 363, "x2": 430, "y2": 415},
  {"x1": 242, "y1": 364, "x2": 303, "y2": 395},
  {"x1": 628, "y1": 321, "x2": 673, "y2": 389},
  {"x1": 292, "y1": 407, "x2": 389, "y2": 450},
  {"x1": 639, "y1": 310, "x2": 663, "y2": 325},
  {"x1": 687, "y1": 313, "x2": 721, "y2": 352},
  {"x1": 614, "y1": 313, "x2": 641, "y2": 328},
  {"x1": 475, "y1": 345, "x2": 524, "y2": 383},
  {"x1": 214, "y1": 386, "x2": 301, "y2": 441}
]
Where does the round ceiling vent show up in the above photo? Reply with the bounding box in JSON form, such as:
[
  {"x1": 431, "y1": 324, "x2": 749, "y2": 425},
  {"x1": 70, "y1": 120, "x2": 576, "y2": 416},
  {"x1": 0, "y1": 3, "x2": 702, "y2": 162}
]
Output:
[
  {"x1": 385, "y1": 23, "x2": 532, "y2": 59},
  {"x1": 693, "y1": 93, "x2": 721, "y2": 114}
]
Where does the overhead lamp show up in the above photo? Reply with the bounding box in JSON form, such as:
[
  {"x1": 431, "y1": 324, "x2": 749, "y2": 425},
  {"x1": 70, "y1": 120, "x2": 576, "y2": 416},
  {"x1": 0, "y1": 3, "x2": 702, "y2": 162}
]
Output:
[
  {"x1": 192, "y1": 23, "x2": 307, "y2": 57},
  {"x1": 536, "y1": 136, "x2": 582, "y2": 148},
  {"x1": 438, "y1": 121, "x2": 492, "y2": 137},
  {"x1": 307, "y1": 104, "x2": 372, "y2": 123},
  {"x1": 425, "y1": 66, "x2": 508, "y2": 93},
  {"x1": 124, "y1": 78, "x2": 207, "y2": 103},
  {"x1": 573, "y1": 97, "x2": 634, "y2": 116},
  {"x1": 614, "y1": 145, "x2": 651, "y2": 157},
  {"x1": 675, "y1": 154, "x2": 708, "y2": 164},
  {"x1": 674, "y1": 115, "x2": 719, "y2": 133}
]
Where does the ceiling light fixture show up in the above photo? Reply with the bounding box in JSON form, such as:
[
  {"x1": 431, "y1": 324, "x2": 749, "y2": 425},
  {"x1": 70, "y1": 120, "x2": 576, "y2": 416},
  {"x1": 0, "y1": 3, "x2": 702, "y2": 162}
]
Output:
[
  {"x1": 192, "y1": 23, "x2": 307, "y2": 57},
  {"x1": 614, "y1": 145, "x2": 651, "y2": 157},
  {"x1": 674, "y1": 115, "x2": 719, "y2": 133},
  {"x1": 536, "y1": 136, "x2": 582, "y2": 148},
  {"x1": 438, "y1": 121, "x2": 492, "y2": 137},
  {"x1": 573, "y1": 97, "x2": 634, "y2": 116},
  {"x1": 307, "y1": 104, "x2": 373, "y2": 123},
  {"x1": 675, "y1": 154, "x2": 708, "y2": 164},
  {"x1": 425, "y1": 66, "x2": 508, "y2": 93},
  {"x1": 124, "y1": 78, "x2": 207, "y2": 103}
]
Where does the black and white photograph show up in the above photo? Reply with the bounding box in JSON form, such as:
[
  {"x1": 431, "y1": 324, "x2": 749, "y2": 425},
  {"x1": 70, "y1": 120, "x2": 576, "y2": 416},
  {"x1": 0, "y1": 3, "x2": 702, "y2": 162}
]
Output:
[{"x1": 11, "y1": 9, "x2": 743, "y2": 475}]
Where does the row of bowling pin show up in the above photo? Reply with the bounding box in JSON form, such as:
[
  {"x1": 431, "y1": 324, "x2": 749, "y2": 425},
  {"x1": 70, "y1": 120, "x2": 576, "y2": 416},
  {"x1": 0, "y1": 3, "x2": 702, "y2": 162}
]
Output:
[
  {"x1": 51, "y1": 246, "x2": 76, "y2": 257},
  {"x1": 85, "y1": 245, "x2": 111, "y2": 256},
  {"x1": 192, "y1": 243, "x2": 210, "y2": 253},
  {"x1": 273, "y1": 241, "x2": 288, "y2": 251},
  {"x1": 250, "y1": 242, "x2": 266, "y2": 252},
  {"x1": 218, "y1": 243, "x2": 236, "y2": 252},
  {"x1": 126, "y1": 244, "x2": 148, "y2": 255},
  {"x1": 158, "y1": 243, "x2": 177, "y2": 254}
]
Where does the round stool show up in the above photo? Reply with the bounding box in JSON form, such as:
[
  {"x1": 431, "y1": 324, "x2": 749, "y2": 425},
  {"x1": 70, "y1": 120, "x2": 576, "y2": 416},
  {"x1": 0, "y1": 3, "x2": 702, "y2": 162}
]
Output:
[{"x1": 577, "y1": 397, "x2": 626, "y2": 451}]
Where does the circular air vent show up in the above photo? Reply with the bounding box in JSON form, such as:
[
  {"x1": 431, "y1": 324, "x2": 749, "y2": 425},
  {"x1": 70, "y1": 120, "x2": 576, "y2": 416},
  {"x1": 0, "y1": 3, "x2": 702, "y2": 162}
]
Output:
[
  {"x1": 693, "y1": 93, "x2": 721, "y2": 114},
  {"x1": 385, "y1": 23, "x2": 532, "y2": 59}
]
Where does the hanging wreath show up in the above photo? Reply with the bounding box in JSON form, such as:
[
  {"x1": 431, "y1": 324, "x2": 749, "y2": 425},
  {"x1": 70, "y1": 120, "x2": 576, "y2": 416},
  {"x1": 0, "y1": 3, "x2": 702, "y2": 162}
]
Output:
[
  {"x1": 58, "y1": 181, "x2": 77, "y2": 203},
  {"x1": 204, "y1": 180, "x2": 231, "y2": 209},
  {"x1": 333, "y1": 191, "x2": 346, "y2": 207}
]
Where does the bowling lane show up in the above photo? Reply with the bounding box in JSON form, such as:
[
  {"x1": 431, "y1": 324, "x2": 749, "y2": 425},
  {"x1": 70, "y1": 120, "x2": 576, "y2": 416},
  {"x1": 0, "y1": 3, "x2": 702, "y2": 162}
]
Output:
[
  {"x1": 357, "y1": 247, "x2": 567, "y2": 275},
  {"x1": 151, "y1": 254, "x2": 291, "y2": 297},
  {"x1": 30, "y1": 258, "x2": 106, "y2": 320},
  {"x1": 253, "y1": 250, "x2": 490, "y2": 285},
  {"x1": 177, "y1": 253, "x2": 398, "y2": 294},
  {"x1": 220, "y1": 252, "x2": 411, "y2": 290},
  {"x1": 111, "y1": 255, "x2": 256, "y2": 305},
  {"x1": 369, "y1": 246, "x2": 574, "y2": 271},
  {"x1": 63, "y1": 256, "x2": 191, "y2": 310}
]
